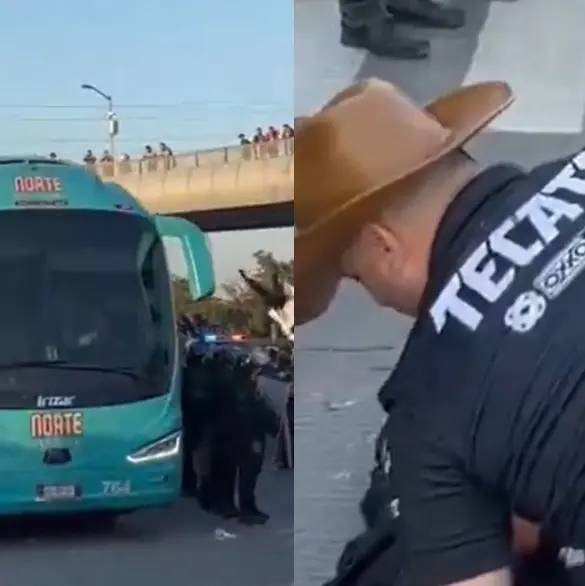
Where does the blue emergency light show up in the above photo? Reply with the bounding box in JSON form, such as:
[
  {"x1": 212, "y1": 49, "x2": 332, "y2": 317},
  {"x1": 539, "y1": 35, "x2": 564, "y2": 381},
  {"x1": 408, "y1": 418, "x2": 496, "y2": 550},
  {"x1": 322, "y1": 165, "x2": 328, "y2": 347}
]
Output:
[{"x1": 204, "y1": 334, "x2": 218, "y2": 343}]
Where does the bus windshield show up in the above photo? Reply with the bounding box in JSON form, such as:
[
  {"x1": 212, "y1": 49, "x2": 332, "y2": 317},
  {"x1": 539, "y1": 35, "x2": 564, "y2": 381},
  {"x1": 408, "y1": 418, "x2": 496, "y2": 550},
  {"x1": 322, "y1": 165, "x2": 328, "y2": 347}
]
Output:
[{"x1": 0, "y1": 210, "x2": 174, "y2": 382}]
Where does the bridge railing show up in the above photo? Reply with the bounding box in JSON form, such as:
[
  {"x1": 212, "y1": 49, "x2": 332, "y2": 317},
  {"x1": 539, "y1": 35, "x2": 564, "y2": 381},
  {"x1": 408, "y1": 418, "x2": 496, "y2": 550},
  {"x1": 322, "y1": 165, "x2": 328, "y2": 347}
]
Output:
[
  {"x1": 91, "y1": 138, "x2": 294, "y2": 207},
  {"x1": 91, "y1": 138, "x2": 294, "y2": 178}
]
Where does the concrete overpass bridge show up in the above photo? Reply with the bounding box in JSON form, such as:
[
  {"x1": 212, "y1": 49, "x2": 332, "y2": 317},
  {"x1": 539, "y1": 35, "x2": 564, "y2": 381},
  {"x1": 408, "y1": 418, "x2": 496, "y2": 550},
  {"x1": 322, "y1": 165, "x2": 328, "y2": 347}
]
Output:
[{"x1": 96, "y1": 139, "x2": 294, "y2": 231}]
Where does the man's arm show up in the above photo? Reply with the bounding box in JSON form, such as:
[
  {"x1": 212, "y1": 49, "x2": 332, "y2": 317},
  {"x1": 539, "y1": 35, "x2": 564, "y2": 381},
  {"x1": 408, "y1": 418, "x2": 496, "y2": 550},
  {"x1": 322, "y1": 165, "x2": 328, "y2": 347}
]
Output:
[
  {"x1": 389, "y1": 404, "x2": 513, "y2": 586},
  {"x1": 511, "y1": 517, "x2": 540, "y2": 555}
]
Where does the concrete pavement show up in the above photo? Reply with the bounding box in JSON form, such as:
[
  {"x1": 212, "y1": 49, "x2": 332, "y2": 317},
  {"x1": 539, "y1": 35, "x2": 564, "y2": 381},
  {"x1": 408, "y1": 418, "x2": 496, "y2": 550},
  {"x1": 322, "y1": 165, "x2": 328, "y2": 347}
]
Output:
[{"x1": 295, "y1": 0, "x2": 585, "y2": 165}]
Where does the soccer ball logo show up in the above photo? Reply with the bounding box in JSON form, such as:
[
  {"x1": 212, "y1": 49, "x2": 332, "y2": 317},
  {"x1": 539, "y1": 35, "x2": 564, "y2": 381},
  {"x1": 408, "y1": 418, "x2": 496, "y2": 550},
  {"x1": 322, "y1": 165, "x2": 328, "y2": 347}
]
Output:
[{"x1": 504, "y1": 291, "x2": 547, "y2": 333}]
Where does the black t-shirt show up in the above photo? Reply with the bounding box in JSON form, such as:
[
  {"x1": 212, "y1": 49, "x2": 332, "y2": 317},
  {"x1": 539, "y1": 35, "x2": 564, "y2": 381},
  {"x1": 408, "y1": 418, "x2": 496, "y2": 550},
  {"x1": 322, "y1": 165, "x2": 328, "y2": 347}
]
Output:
[{"x1": 375, "y1": 150, "x2": 585, "y2": 585}]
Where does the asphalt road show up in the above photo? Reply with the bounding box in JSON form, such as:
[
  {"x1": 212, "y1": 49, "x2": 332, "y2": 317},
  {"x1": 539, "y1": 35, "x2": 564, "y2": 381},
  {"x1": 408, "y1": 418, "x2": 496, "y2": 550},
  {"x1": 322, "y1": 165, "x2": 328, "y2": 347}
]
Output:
[{"x1": 0, "y1": 468, "x2": 293, "y2": 586}]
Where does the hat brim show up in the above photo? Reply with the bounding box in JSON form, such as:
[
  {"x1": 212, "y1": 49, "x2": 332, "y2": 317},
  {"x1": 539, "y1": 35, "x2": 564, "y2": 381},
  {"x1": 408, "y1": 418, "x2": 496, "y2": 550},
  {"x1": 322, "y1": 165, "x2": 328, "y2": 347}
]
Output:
[{"x1": 295, "y1": 81, "x2": 514, "y2": 325}]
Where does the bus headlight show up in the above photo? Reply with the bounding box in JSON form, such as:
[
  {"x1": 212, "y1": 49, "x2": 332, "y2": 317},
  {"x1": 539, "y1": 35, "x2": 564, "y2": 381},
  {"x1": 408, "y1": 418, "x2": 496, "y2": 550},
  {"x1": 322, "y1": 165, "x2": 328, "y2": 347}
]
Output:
[{"x1": 127, "y1": 432, "x2": 181, "y2": 464}]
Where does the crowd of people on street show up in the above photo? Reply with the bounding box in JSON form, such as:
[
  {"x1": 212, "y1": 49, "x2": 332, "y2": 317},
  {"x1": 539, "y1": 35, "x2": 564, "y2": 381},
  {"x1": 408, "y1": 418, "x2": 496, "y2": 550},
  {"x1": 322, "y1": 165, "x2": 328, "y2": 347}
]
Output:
[{"x1": 178, "y1": 315, "x2": 293, "y2": 527}]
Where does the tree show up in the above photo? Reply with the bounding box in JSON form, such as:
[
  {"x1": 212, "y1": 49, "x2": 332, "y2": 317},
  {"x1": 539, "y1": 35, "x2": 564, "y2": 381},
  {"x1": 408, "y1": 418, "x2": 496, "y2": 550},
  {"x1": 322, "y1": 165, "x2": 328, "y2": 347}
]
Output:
[
  {"x1": 252, "y1": 250, "x2": 293, "y2": 284},
  {"x1": 172, "y1": 250, "x2": 293, "y2": 338}
]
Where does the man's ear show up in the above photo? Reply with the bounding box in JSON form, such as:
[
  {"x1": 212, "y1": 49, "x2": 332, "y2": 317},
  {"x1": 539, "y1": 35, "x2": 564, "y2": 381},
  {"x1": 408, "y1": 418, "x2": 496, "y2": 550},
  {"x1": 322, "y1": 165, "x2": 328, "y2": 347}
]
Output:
[
  {"x1": 364, "y1": 222, "x2": 397, "y2": 253},
  {"x1": 362, "y1": 222, "x2": 405, "y2": 274}
]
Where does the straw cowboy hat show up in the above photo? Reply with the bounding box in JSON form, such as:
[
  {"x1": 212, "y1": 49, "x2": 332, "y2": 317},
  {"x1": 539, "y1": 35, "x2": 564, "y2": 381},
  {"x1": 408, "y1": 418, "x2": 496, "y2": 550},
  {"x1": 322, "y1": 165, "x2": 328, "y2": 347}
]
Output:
[{"x1": 295, "y1": 78, "x2": 515, "y2": 325}]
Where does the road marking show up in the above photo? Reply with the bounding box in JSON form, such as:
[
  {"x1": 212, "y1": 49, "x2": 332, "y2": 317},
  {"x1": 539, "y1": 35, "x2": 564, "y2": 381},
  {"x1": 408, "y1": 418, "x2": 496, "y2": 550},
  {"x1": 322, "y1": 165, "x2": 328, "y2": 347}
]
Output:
[
  {"x1": 295, "y1": 0, "x2": 365, "y2": 114},
  {"x1": 463, "y1": 0, "x2": 585, "y2": 133}
]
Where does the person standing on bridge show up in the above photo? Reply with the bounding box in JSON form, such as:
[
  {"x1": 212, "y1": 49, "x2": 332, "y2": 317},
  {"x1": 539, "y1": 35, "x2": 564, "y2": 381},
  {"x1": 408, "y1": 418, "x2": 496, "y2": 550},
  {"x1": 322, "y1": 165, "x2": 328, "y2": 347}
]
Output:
[{"x1": 295, "y1": 78, "x2": 585, "y2": 585}]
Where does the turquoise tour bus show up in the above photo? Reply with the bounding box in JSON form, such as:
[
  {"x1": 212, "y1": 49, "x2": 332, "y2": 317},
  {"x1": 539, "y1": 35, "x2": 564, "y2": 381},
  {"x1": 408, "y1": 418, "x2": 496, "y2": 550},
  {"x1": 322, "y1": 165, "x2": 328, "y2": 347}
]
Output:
[{"x1": 0, "y1": 156, "x2": 214, "y2": 517}]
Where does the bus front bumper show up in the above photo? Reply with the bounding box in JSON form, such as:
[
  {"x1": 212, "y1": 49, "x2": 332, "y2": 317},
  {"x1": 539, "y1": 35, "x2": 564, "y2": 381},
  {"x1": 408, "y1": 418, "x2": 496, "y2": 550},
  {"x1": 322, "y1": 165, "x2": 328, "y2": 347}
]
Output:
[{"x1": 0, "y1": 460, "x2": 181, "y2": 515}]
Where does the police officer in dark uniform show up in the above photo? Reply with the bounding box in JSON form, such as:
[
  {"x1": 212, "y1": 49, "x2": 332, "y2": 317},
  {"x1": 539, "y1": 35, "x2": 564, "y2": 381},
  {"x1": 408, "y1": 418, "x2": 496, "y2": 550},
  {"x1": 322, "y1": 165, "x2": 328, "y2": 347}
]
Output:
[
  {"x1": 233, "y1": 360, "x2": 280, "y2": 525},
  {"x1": 181, "y1": 347, "x2": 217, "y2": 501},
  {"x1": 180, "y1": 351, "x2": 202, "y2": 497},
  {"x1": 296, "y1": 80, "x2": 585, "y2": 585},
  {"x1": 178, "y1": 316, "x2": 201, "y2": 498},
  {"x1": 205, "y1": 351, "x2": 241, "y2": 518}
]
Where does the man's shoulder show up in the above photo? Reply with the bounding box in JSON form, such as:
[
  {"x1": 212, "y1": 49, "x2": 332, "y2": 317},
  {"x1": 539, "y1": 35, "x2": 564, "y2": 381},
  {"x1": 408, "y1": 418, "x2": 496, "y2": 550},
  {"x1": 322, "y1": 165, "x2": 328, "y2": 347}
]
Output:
[
  {"x1": 377, "y1": 321, "x2": 472, "y2": 427},
  {"x1": 428, "y1": 150, "x2": 585, "y2": 336}
]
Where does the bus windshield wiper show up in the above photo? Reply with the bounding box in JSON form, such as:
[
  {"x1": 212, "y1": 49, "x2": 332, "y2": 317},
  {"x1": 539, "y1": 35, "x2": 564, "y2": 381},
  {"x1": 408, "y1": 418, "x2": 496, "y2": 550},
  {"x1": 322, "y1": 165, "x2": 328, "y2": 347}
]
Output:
[
  {"x1": 0, "y1": 359, "x2": 69, "y2": 371},
  {"x1": 51, "y1": 364, "x2": 144, "y2": 381},
  {"x1": 0, "y1": 360, "x2": 143, "y2": 380}
]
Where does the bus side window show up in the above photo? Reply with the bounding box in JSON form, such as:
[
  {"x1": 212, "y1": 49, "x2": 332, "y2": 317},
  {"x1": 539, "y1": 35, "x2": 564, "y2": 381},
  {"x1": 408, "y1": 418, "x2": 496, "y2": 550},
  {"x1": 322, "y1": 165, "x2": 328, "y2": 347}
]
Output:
[
  {"x1": 139, "y1": 239, "x2": 175, "y2": 365},
  {"x1": 140, "y1": 246, "x2": 161, "y2": 324}
]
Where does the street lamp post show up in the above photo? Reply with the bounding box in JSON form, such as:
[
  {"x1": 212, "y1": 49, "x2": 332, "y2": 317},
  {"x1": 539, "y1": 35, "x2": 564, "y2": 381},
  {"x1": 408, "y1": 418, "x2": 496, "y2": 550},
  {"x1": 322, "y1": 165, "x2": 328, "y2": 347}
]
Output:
[{"x1": 80, "y1": 84, "x2": 119, "y2": 173}]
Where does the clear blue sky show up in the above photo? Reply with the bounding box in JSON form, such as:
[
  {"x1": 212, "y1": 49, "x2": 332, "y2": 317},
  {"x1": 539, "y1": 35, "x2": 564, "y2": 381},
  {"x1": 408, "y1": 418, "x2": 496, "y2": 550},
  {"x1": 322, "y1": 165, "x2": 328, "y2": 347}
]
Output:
[{"x1": 0, "y1": 0, "x2": 293, "y2": 285}]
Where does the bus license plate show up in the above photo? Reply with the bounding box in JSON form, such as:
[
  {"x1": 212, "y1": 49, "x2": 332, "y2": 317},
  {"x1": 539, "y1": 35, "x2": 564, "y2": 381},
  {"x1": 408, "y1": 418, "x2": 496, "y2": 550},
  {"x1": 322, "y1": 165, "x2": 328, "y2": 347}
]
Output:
[{"x1": 37, "y1": 484, "x2": 81, "y2": 501}]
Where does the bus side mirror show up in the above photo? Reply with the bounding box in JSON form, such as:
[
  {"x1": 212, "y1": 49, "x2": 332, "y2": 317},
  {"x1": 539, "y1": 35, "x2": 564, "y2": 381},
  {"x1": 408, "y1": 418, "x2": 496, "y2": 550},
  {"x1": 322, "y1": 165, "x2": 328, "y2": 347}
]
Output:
[{"x1": 154, "y1": 216, "x2": 215, "y2": 300}]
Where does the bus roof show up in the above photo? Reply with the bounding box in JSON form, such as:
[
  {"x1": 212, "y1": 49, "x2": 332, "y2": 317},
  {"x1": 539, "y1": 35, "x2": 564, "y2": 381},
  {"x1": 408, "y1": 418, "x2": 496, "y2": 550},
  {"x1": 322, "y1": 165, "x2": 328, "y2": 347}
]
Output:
[{"x1": 0, "y1": 157, "x2": 150, "y2": 216}]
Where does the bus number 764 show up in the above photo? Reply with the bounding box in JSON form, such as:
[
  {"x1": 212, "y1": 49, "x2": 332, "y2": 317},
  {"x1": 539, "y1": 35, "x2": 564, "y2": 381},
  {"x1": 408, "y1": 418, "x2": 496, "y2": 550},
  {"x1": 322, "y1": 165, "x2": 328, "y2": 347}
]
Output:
[{"x1": 101, "y1": 480, "x2": 132, "y2": 496}]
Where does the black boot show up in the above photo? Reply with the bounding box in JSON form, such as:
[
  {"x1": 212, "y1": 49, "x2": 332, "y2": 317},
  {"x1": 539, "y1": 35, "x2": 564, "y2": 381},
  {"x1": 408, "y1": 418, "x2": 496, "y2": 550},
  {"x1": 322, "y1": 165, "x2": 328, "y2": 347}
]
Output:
[
  {"x1": 340, "y1": 0, "x2": 430, "y2": 60},
  {"x1": 239, "y1": 507, "x2": 269, "y2": 526},
  {"x1": 383, "y1": 0, "x2": 465, "y2": 29},
  {"x1": 212, "y1": 503, "x2": 240, "y2": 519},
  {"x1": 251, "y1": 507, "x2": 270, "y2": 522}
]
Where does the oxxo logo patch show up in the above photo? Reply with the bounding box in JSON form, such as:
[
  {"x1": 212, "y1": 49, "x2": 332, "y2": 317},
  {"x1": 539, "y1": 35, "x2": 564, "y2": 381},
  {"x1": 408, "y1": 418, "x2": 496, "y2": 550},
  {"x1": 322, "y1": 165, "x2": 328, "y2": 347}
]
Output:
[
  {"x1": 430, "y1": 151, "x2": 585, "y2": 333},
  {"x1": 533, "y1": 228, "x2": 585, "y2": 299}
]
